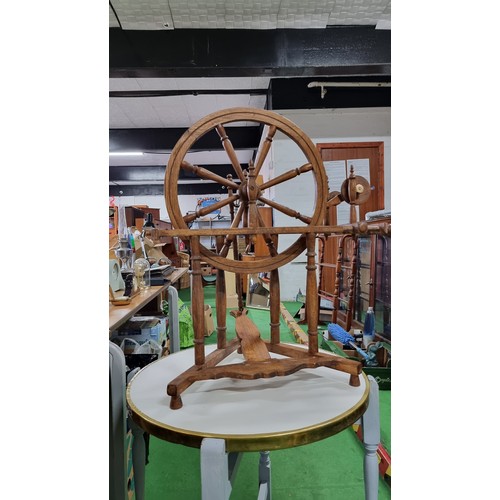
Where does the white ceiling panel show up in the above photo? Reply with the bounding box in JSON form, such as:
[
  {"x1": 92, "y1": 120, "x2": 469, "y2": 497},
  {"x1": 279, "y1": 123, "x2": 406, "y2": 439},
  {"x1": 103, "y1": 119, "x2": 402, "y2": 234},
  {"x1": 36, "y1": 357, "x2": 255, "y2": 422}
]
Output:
[
  {"x1": 110, "y1": 77, "x2": 270, "y2": 92},
  {"x1": 182, "y1": 95, "x2": 223, "y2": 125},
  {"x1": 276, "y1": 0, "x2": 336, "y2": 28},
  {"x1": 147, "y1": 97, "x2": 192, "y2": 128},
  {"x1": 110, "y1": 0, "x2": 174, "y2": 30},
  {"x1": 248, "y1": 95, "x2": 268, "y2": 109},
  {"x1": 110, "y1": 100, "x2": 135, "y2": 128},
  {"x1": 168, "y1": 0, "x2": 283, "y2": 29},
  {"x1": 214, "y1": 94, "x2": 252, "y2": 109},
  {"x1": 109, "y1": 6, "x2": 120, "y2": 27},
  {"x1": 109, "y1": 78, "x2": 143, "y2": 92},
  {"x1": 117, "y1": 98, "x2": 164, "y2": 127},
  {"x1": 329, "y1": 0, "x2": 391, "y2": 25},
  {"x1": 137, "y1": 79, "x2": 180, "y2": 91}
]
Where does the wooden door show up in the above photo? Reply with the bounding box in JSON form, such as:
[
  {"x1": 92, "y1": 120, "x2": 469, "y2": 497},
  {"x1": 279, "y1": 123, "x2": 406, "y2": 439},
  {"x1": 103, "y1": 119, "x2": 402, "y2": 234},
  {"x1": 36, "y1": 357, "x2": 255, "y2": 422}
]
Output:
[
  {"x1": 317, "y1": 142, "x2": 384, "y2": 222},
  {"x1": 317, "y1": 142, "x2": 385, "y2": 299}
]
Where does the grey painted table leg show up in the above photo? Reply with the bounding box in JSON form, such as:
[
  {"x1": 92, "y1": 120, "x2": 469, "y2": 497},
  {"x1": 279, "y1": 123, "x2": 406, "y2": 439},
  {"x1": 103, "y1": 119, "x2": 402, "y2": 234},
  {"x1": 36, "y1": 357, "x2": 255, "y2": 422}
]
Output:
[
  {"x1": 127, "y1": 367, "x2": 146, "y2": 500},
  {"x1": 168, "y1": 285, "x2": 180, "y2": 353},
  {"x1": 257, "y1": 451, "x2": 272, "y2": 500},
  {"x1": 109, "y1": 342, "x2": 127, "y2": 500},
  {"x1": 129, "y1": 416, "x2": 146, "y2": 500},
  {"x1": 361, "y1": 375, "x2": 380, "y2": 500},
  {"x1": 200, "y1": 438, "x2": 242, "y2": 500}
]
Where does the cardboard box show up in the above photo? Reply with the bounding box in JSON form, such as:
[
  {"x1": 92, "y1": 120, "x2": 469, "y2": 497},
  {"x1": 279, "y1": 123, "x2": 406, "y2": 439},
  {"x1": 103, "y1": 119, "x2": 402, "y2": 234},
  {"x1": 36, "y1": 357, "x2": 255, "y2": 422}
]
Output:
[
  {"x1": 201, "y1": 265, "x2": 212, "y2": 276},
  {"x1": 226, "y1": 294, "x2": 239, "y2": 309},
  {"x1": 203, "y1": 304, "x2": 215, "y2": 336},
  {"x1": 111, "y1": 316, "x2": 166, "y2": 344},
  {"x1": 189, "y1": 304, "x2": 215, "y2": 336}
]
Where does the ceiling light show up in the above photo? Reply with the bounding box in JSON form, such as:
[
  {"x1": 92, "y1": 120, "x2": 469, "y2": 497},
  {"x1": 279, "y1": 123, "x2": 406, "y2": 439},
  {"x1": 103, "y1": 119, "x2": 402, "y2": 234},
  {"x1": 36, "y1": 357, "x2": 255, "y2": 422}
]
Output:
[{"x1": 109, "y1": 151, "x2": 144, "y2": 156}]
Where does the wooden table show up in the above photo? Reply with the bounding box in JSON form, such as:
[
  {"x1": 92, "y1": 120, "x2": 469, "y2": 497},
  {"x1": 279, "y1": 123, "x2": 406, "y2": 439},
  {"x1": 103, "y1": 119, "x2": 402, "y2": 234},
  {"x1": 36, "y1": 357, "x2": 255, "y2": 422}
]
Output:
[
  {"x1": 126, "y1": 344, "x2": 381, "y2": 499},
  {"x1": 109, "y1": 267, "x2": 188, "y2": 333},
  {"x1": 109, "y1": 267, "x2": 189, "y2": 500}
]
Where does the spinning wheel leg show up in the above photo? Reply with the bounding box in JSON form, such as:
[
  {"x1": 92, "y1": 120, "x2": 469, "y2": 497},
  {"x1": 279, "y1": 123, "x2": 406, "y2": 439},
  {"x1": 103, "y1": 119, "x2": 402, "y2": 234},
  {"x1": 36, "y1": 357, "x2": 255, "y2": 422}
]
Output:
[
  {"x1": 306, "y1": 233, "x2": 319, "y2": 355},
  {"x1": 269, "y1": 269, "x2": 281, "y2": 345},
  {"x1": 170, "y1": 395, "x2": 183, "y2": 410},
  {"x1": 349, "y1": 374, "x2": 361, "y2": 387},
  {"x1": 215, "y1": 236, "x2": 227, "y2": 349},
  {"x1": 191, "y1": 237, "x2": 206, "y2": 366}
]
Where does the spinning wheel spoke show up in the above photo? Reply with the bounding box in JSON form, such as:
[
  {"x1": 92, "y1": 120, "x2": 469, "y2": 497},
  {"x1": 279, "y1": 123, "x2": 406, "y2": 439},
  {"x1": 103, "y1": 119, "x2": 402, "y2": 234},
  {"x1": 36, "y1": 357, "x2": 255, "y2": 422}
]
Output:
[
  {"x1": 181, "y1": 160, "x2": 240, "y2": 190},
  {"x1": 215, "y1": 124, "x2": 246, "y2": 181},
  {"x1": 253, "y1": 125, "x2": 277, "y2": 177},
  {"x1": 258, "y1": 195, "x2": 312, "y2": 225},
  {"x1": 256, "y1": 208, "x2": 278, "y2": 257},
  {"x1": 242, "y1": 202, "x2": 251, "y2": 251},
  {"x1": 219, "y1": 203, "x2": 245, "y2": 258},
  {"x1": 259, "y1": 163, "x2": 313, "y2": 191},
  {"x1": 183, "y1": 194, "x2": 240, "y2": 224}
]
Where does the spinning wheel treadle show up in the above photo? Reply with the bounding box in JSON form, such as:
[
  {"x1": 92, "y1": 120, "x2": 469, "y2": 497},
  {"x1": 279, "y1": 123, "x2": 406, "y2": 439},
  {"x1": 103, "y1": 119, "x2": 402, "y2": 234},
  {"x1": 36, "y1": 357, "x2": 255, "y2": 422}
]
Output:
[{"x1": 163, "y1": 108, "x2": 362, "y2": 410}]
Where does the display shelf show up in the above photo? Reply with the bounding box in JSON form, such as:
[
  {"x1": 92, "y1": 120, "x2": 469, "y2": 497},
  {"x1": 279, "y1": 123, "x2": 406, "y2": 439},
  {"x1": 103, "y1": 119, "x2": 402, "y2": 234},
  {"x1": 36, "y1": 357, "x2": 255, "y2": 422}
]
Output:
[{"x1": 109, "y1": 268, "x2": 188, "y2": 333}]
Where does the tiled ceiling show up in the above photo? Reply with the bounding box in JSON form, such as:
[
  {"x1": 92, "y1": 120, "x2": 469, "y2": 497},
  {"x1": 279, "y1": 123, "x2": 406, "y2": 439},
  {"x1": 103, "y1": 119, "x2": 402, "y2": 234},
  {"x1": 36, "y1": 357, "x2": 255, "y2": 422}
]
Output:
[
  {"x1": 110, "y1": 77, "x2": 268, "y2": 128},
  {"x1": 109, "y1": 0, "x2": 390, "y2": 30},
  {"x1": 109, "y1": 0, "x2": 391, "y2": 196}
]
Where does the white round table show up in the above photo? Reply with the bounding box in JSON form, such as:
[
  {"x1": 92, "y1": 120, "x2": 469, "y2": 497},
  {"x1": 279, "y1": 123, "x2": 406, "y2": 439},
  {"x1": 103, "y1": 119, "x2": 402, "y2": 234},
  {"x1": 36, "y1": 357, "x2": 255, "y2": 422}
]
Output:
[{"x1": 126, "y1": 344, "x2": 380, "y2": 499}]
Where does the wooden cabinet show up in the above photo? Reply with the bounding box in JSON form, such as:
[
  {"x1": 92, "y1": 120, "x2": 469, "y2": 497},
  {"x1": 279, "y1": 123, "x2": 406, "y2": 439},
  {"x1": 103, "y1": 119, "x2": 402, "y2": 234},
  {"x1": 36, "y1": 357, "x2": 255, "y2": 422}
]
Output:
[
  {"x1": 109, "y1": 206, "x2": 180, "y2": 267},
  {"x1": 109, "y1": 205, "x2": 160, "y2": 236}
]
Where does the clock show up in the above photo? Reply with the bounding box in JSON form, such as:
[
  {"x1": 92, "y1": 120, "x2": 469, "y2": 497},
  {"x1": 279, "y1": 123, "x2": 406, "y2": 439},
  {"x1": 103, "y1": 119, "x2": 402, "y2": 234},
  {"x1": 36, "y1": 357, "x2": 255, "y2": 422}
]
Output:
[{"x1": 109, "y1": 259, "x2": 125, "y2": 292}]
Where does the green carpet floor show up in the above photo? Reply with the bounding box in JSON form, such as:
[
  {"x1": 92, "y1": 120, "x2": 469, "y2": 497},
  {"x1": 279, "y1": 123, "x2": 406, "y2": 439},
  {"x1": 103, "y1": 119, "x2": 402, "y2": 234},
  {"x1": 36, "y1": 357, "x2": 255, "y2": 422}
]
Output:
[{"x1": 143, "y1": 286, "x2": 391, "y2": 499}]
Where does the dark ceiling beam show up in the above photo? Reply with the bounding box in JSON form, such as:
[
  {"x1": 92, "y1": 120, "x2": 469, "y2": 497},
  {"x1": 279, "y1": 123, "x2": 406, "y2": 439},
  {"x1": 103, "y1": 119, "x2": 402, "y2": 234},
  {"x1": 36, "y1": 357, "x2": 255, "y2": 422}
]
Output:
[
  {"x1": 269, "y1": 76, "x2": 390, "y2": 109},
  {"x1": 109, "y1": 183, "x2": 234, "y2": 197},
  {"x1": 109, "y1": 126, "x2": 262, "y2": 152},
  {"x1": 109, "y1": 27, "x2": 390, "y2": 78},
  {"x1": 110, "y1": 164, "x2": 244, "y2": 181},
  {"x1": 110, "y1": 89, "x2": 268, "y2": 98}
]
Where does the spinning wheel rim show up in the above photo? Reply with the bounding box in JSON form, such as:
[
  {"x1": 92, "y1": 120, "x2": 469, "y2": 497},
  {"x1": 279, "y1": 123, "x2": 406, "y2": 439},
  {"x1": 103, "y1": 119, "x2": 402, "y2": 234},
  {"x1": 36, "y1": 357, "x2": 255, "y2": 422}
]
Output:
[{"x1": 164, "y1": 107, "x2": 328, "y2": 273}]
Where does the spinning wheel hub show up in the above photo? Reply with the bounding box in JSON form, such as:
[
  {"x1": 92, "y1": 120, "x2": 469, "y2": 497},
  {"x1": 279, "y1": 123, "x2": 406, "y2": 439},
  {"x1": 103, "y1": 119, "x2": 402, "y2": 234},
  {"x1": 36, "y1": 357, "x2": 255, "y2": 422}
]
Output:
[{"x1": 340, "y1": 175, "x2": 371, "y2": 206}]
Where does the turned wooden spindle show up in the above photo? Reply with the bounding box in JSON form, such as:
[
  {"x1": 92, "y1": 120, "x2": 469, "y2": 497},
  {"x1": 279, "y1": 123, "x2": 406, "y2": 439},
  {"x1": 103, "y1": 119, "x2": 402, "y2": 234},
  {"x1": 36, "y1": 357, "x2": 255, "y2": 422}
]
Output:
[
  {"x1": 332, "y1": 235, "x2": 347, "y2": 324},
  {"x1": 306, "y1": 233, "x2": 319, "y2": 355},
  {"x1": 215, "y1": 124, "x2": 245, "y2": 181},
  {"x1": 215, "y1": 236, "x2": 227, "y2": 349},
  {"x1": 259, "y1": 162, "x2": 313, "y2": 191},
  {"x1": 345, "y1": 236, "x2": 358, "y2": 332},
  {"x1": 253, "y1": 125, "x2": 277, "y2": 177},
  {"x1": 190, "y1": 237, "x2": 206, "y2": 366},
  {"x1": 269, "y1": 269, "x2": 281, "y2": 345}
]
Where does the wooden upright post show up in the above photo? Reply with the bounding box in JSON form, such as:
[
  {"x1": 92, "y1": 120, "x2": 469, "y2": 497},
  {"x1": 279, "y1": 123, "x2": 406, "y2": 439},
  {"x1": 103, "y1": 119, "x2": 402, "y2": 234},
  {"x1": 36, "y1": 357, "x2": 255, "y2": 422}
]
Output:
[
  {"x1": 190, "y1": 237, "x2": 205, "y2": 366},
  {"x1": 306, "y1": 233, "x2": 318, "y2": 355},
  {"x1": 269, "y1": 269, "x2": 281, "y2": 344},
  {"x1": 215, "y1": 236, "x2": 227, "y2": 349}
]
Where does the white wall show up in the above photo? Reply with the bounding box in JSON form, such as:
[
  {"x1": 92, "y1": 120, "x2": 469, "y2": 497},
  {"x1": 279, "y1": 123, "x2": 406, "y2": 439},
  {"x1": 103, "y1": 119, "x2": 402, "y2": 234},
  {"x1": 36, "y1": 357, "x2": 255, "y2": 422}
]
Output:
[
  {"x1": 272, "y1": 107, "x2": 391, "y2": 300},
  {"x1": 110, "y1": 193, "x2": 233, "y2": 222}
]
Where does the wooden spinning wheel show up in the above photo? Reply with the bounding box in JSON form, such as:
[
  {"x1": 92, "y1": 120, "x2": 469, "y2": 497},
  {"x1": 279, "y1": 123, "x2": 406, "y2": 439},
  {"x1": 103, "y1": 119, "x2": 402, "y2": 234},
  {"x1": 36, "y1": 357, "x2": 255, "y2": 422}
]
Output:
[
  {"x1": 163, "y1": 108, "x2": 363, "y2": 410},
  {"x1": 164, "y1": 107, "x2": 328, "y2": 273}
]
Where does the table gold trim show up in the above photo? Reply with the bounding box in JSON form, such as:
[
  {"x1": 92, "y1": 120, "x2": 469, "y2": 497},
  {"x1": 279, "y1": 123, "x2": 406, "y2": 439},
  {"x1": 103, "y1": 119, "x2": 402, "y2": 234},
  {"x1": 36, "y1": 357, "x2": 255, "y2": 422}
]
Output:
[{"x1": 126, "y1": 370, "x2": 370, "y2": 452}]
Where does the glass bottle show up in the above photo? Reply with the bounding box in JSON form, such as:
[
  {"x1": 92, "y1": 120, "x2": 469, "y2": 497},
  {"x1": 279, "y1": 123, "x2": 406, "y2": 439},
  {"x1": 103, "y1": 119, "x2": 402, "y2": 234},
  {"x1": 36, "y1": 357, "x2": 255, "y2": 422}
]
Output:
[{"x1": 362, "y1": 306, "x2": 375, "y2": 348}]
